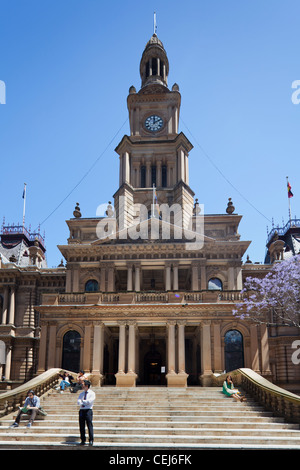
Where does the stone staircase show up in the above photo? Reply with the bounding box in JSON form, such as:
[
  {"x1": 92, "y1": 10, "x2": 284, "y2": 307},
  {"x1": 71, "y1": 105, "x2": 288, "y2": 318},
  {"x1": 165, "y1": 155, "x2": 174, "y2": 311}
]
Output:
[{"x1": 0, "y1": 386, "x2": 300, "y2": 450}]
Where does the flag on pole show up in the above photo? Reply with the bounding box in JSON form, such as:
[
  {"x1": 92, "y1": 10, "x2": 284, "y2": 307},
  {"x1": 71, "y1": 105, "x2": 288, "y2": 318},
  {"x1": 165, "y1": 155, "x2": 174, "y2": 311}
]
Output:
[
  {"x1": 152, "y1": 185, "x2": 160, "y2": 218},
  {"x1": 287, "y1": 180, "x2": 293, "y2": 198},
  {"x1": 22, "y1": 183, "x2": 26, "y2": 199}
]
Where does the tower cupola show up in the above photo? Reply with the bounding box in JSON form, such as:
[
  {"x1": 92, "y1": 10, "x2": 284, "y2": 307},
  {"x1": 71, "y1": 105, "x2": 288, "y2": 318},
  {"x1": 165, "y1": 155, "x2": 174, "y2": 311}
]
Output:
[{"x1": 140, "y1": 34, "x2": 169, "y2": 88}]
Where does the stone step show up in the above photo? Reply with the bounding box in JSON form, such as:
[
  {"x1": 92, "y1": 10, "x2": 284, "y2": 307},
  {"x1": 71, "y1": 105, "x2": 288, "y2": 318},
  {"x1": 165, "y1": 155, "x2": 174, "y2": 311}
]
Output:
[
  {"x1": 0, "y1": 431, "x2": 300, "y2": 447},
  {"x1": 1, "y1": 417, "x2": 297, "y2": 428},
  {"x1": 3, "y1": 425, "x2": 300, "y2": 438},
  {"x1": 0, "y1": 386, "x2": 299, "y2": 450}
]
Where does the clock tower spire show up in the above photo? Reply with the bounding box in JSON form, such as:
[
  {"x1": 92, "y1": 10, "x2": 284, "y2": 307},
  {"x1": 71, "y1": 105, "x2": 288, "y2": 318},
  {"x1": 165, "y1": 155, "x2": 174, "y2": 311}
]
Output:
[{"x1": 113, "y1": 33, "x2": 194, "y2": 230}]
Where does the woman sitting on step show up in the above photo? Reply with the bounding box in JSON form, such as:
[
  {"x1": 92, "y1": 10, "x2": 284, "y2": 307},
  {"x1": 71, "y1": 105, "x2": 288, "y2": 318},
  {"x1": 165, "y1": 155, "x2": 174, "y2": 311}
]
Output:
[{"x1": 222, "y1": 375, "x2": 247, "y2": 402}]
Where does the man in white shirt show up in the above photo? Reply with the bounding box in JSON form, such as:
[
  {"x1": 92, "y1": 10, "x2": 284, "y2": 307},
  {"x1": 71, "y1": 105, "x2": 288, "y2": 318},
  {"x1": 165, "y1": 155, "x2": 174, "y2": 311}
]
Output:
[{"x1": 77, "y1": 380, "x2": 95, "y2": 446}]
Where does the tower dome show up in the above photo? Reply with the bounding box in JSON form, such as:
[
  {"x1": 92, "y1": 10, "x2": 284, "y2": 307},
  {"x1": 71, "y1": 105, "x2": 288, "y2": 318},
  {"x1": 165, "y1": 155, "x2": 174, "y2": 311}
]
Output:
[{"x1": 139, "y1": 34, "x2": 169, "y2": 88}]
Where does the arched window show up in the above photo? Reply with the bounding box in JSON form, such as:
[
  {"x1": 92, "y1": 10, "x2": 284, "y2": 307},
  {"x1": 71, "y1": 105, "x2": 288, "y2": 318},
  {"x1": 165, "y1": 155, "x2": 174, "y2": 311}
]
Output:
[
  {"x1": 85, "y1": 279, "x2": 99, "y2": 292},
  {"x1": 152, "y1": 57, "x2": 158, "y2": 76},
  {"x1": 62, "y1": 330, "x2": 81, "y2": 372},
  {"x1": 208, "y1": 278, "x2": 223, "y2": 290},
  {"x1": 224, "y1": 330, "x2": 244, "y2": 372},
  {"x1": 146, "y1": 61, "x2": 150, "y2": 78}
]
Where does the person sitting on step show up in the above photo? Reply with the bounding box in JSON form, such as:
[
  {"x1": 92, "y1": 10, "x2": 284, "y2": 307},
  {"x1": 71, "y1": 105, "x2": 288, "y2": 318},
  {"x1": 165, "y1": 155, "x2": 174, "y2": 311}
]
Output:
[
  {"x1": 222, "y1": 375, "x2": 247, "y2": 402},
  {"x1": 10, "y1": 390, "x2": 41, "y2": 428},
  {"x1": 59, "y1": 371, "x2": 74, "y2": 393}
]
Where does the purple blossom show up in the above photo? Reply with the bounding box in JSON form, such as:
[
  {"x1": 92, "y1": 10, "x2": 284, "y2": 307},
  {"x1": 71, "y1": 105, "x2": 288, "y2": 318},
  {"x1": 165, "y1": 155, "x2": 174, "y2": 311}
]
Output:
[{"x1": 233, "y1": 255, "x2": 300, "y2": 328}]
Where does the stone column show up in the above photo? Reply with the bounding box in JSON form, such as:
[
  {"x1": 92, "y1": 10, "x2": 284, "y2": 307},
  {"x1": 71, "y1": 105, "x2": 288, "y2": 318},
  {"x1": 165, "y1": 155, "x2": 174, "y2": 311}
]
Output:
[
  {"x1": 200, "y1": 321, "x2": 212, "y2": 386},
  {"x1": 4, "y1": 345, "x2": 12, "y2": 381},
  {"x1": 124, "y1": 151, "x2": 130, "y2": 184},
  {"x1": 37, "y1": 324, "x2": 48, "y2": 373},
  {"x1": 191, "y1": 262, "x2": 199, "y2": 291},
  {"x1": 107, "y1": 264, "x2": 115, "y2": 292},
  {"x1": 146, "y1": 161, "x2": 151, "y2": 188},
  {"x1": 92, "y1": 322, "x2": 104, "y2": 385},
  {"x1": 1, "y1": 286, "x2": 8, "y2": 324},
  {"x1": 213, "y1": 322, "x2": 222, "y2": 373},
  {"x1": 127, "y1": 264, "x2": 133, "y2": 291},
  {"x1": 157, "y1": 160, "x2": 162, "y2": 187},
  {"x1": 83, "y1": 323, "x2": 92, "y2": 372},
  {"x1": 48, "y1": 323, "x2": 57, "y2": 369},
  {"x1": 200, "y1": 261, "x2": 207, "y2": 290},
  {"x1": 172, "y1": 263, "x2": 179, "y2": 291},
  {"x1": 185, "y1": 155, "x2": 189, "y2": 185},
  {"x1": 134, "y1": 264, "x2": 140, "y2": 292},
  {"x1": 165, "y1": 263, "x2": 171, "y2": 291},
  {"x1": 8, "y1": 286, "x2": 15, "y2": 325},
  {"x1": 126, "y1": 322, "x2": 138, "y2": 386},
  {"x1": 250, "y1": 324, "x2": 260, "y2": 373},
  {"x1": 100, "y1": 264, "x2": 106, "y2": 292},
  {"x1": 128, "y1": 322, "x2": 136, "y2": 373},
  {"x1": 72, "y1": 267, "x2": 79, "y2": 292},
  {"x1": 177, "y1": 321, "x2": 188, "y2": 386},
  {"x1": 260, "y1": 324, "x2": 271, "y2": 377},
  {"x1": 167, "y1": 321, "x2": 176, "y2": 374},
  {"x1": 119, "y1": 154, "x2": 123, "y2": 186},
  {"x1": 117, "y1": 322, "x2": 126, "y2": 374},
  {"x1": 116, "y1": 322, "x2": 132, "y2": 387},
  {"x1": 65, "y1": 269, "x2": 72, "y2": 293}
]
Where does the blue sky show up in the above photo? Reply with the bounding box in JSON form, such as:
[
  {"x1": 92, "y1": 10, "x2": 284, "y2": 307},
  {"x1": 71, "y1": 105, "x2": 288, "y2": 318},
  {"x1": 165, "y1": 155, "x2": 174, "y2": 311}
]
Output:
[{"x1": 0, "y1": 0, "x2": 299, "y2": 267}]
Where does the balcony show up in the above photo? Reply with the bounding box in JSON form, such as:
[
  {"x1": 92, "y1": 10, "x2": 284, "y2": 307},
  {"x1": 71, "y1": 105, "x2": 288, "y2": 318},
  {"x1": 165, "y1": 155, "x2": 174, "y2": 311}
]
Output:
[{"x1": 41, "y1": 290, "x2": 243, "y2": 306}]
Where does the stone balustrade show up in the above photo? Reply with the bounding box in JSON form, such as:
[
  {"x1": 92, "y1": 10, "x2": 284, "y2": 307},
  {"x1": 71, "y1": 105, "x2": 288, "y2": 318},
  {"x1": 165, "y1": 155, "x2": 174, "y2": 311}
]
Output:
[
  {"x1": 0, "y1": 368, "x2": 63, "y2": 418},
  {"x1": 42, "y1": 290, "x2": 243, "y2": 306},
  {"x1": 212, "y1": 368, "x2": 300, "y2": 424}
]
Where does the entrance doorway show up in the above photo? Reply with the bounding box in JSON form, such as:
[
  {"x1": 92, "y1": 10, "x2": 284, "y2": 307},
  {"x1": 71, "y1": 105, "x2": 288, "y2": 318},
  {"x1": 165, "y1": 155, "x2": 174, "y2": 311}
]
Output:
[
  {"x1": 224, "y1": 329, "x2": 244, "y2": 372},
  {"x1": 62, "y1": 330, "x2": 81, "y2": 372},
  {"x1": 143, "y1": 346, "x2": 163, "y2": 385}
]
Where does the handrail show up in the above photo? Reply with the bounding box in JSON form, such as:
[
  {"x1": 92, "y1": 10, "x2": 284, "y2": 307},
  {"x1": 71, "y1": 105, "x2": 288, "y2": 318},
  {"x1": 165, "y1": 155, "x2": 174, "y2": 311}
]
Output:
[
  {"x1": 212, "y1": 368, "x2": 300, "y2": 424},
  {"x1": 0, "y1": 368, "x2": 72, "y2": 418}
]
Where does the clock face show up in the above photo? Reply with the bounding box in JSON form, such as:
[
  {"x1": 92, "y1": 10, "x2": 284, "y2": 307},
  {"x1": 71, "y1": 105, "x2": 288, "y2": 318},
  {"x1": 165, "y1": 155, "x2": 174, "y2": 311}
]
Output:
[{"x1": 144, "y1": 115, "x2": 163, "y2": 132}]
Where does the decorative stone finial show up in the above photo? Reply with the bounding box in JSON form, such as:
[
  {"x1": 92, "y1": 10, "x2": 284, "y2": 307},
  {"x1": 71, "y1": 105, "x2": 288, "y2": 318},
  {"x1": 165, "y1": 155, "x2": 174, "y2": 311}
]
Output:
[
  {"x1": 105, "y1": 201, "x2": 114, "y2": 218},
  {"x1": 193, "y1": 198, "x2": 201, "y2": 216},
  {"x1": 73, "y1": 203, "x2": 81, "y2": 218},
  {"x1": 226, "y1": 198, "x2": 235, "y2": 214}
]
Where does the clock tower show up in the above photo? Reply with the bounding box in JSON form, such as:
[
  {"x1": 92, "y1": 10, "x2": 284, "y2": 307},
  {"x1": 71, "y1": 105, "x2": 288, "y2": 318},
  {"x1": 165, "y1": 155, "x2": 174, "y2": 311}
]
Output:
[{"x1": 114, "y1": 33, "x2": 194, "y2": 231}]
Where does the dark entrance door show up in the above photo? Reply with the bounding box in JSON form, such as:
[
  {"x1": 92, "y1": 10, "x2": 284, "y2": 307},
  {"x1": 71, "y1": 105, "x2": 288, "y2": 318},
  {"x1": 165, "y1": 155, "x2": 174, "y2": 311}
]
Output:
[
  {"x1": 144, "y1": 347, "x2": 162, "y2": 385},
  {"x1": 62, "y1": 330, "x2": 81, "y2": 372}
]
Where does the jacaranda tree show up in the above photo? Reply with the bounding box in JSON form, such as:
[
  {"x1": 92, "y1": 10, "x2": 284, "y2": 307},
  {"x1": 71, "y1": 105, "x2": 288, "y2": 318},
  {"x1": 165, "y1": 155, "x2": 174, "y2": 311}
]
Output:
[{"x1": 233, "y1": 254, "x2": 300, "y2": 328}]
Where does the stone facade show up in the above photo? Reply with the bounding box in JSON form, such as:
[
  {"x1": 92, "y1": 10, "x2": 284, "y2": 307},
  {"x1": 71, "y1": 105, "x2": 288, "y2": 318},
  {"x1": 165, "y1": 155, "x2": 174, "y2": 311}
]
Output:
[{"x1": 0, "y1": 33, "x2": 299, "y2": 391}]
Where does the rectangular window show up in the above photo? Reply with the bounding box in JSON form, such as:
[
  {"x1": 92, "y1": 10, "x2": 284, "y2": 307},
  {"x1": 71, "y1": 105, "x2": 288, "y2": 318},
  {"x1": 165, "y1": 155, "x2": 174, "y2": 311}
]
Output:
[
  {"x1": 162, "y1": 165, "x2": 167, "y2": 187},
  {"x1": 141, "y1": 165, "x2": 146, "y2": 188},
  {"x1": 151, "y1": 165, "x2": 157, "y2": 186}
]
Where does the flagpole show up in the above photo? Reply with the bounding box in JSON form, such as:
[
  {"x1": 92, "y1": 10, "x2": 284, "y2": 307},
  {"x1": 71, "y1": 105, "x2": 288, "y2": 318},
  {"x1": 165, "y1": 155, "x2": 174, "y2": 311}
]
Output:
[
  {"x1": 22, "y1": 183, "x2": 27, "y2": 229},
  {"x1": 153, "y1": 12, "x2": 157, "y2": 35},
  {"x1": 286, "y1": 176, "x2": 292, "y2": 224},
  {"x1": 152, "y1": 184, "x2": 155, "y2": 218}
]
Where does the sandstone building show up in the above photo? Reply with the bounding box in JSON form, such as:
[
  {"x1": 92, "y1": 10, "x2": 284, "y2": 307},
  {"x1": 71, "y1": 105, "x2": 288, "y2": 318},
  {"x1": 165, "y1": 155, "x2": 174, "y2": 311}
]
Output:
[{"x1": 0, "y1": 33, "x2": 299, "y2": 392}]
